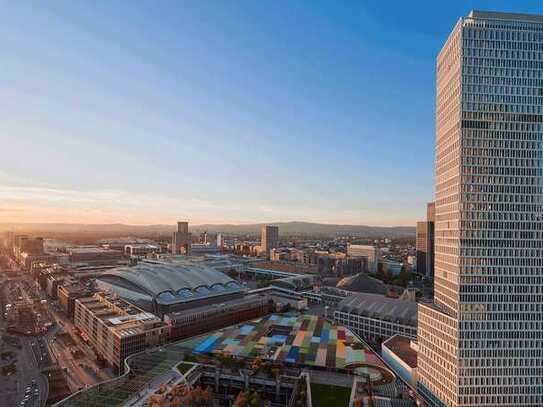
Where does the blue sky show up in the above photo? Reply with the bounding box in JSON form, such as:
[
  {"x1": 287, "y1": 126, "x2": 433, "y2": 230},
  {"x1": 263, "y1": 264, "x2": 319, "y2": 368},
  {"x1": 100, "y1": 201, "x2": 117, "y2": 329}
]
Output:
[{"x1": 0, "y1": 1, "x2": 541, "y2": 226}]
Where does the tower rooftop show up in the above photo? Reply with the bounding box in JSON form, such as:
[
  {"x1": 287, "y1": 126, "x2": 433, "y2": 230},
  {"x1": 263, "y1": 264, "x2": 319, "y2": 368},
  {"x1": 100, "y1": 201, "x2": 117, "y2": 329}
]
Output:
[{"x1": 468, "y1": 10, "x2": 543, "y2": 23}]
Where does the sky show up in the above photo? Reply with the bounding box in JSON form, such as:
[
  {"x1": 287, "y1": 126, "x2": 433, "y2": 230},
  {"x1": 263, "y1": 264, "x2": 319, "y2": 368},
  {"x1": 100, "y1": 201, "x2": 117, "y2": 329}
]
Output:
[{"x1": 0, "y1": 1, "x2": 541, "y2": 226}]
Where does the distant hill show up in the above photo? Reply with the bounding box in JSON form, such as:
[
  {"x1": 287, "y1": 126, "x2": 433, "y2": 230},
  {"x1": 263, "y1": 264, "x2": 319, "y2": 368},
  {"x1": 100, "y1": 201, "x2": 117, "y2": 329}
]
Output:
[
  {"x1": 191, "y1": 221, "x2": 415, "y2": 238},
  {"x1": 0, "y1": 221, "x2": 414, "y2": 239}
]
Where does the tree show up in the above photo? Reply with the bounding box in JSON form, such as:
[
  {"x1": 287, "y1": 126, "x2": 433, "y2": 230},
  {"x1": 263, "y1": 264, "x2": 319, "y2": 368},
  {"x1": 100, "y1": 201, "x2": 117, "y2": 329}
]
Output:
[{"x1": 181, "y1": 385, "x2": 213, "y2": 407}]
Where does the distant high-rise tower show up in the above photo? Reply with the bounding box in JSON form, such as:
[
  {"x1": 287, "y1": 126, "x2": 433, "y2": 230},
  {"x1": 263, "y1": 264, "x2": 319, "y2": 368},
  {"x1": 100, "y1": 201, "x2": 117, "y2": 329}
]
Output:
[
  {"x1": 261, "y1": 225, "x2": 279, "y2": 257},
  {"x1": 216, "y1": 233, "x2": 224, "y2": 249},
  {"x1": 415, "y1": 221, "x2": 428, "y2": 275},
  {"x1": 425, "y1": 202, "x2": 435, "y2": 277},
  {"x1": 172, "y1": 221, "x2": 191, "y2": 255},
  {"x1": 417, "y1": 10, "x2": 543, "y2": 407}
]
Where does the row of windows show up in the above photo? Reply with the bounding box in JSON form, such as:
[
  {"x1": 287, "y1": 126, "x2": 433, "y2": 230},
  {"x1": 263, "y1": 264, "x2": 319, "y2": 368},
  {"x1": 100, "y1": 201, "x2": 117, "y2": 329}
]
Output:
[
  {"x1": 464, "y1": 37, "x2": 543, "y2": 51},
  {"x1": 460, "y1": 239, "x2": 543, "y2": 249},
  {"x1": 464, "y1": 65, "x2": 542, "y2": 79},
  {"x1": 461, "y1": 210, "x2": 543, "y2": 220},
  {"x1": 460, "y1": 284, "x2": 543, "y2": 293},
  {"x1": 464, "y1": 56, "x2": 543, "y2": 69},
  {"x1": 463, "y1": 74, "x2": 543, "y2": 88},
  {"x1": 460, "y1": 333, "x2": 543, "y2": 342},
  {"x1": 465, "y1": 17, "x2": 543, "y2": 32},
  {"x1": 461, "y1": 275, "x2": 543, "y2": 284},
  {"x1": 463, "y1": 92, "x2": 542, "y2": 107},
  {"x1": 464, "y1": 47, "x2": 543, "y2": 61},
  {"x1": 464, "y1": 27, "x2": 543, "y2": 41},
  {"x1": 463, "y1": 128, "x2": 542, "y2": 140},
  {"x1": 460, "y1": 256, "x2": 543, "y2": 266},
  {"x1": 463, "y1": 137, "x2": 542, "y2": 148}
]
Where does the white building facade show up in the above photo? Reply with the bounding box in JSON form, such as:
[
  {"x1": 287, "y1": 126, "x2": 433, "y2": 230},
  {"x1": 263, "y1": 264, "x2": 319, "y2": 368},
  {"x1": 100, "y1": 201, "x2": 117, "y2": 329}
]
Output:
[
  {"x1": 417, "y1": 10, "x2": 543, "y2": 407},
  {"x1": 347, "y1": 244, "x2": 380, "y2": 273}
]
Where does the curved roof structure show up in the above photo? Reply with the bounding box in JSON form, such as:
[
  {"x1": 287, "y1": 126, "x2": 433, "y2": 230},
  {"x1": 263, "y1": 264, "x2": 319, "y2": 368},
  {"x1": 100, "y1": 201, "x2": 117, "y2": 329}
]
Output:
[{"x1": 97, "y1": 261, "x2": 243, "y2": 305}]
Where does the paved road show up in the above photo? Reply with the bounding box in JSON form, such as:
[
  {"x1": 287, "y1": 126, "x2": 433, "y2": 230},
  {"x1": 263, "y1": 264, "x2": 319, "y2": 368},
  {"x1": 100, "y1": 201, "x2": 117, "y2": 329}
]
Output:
[
  {"x1": 47, "y1": 301, "x2": 115, "y2": 391},
  {"x1": 0, "y1": 275, "x2": 49, "y2": 407},
  {"x1": 0, "y1": 336, "x2": 48, "y2": 407}
]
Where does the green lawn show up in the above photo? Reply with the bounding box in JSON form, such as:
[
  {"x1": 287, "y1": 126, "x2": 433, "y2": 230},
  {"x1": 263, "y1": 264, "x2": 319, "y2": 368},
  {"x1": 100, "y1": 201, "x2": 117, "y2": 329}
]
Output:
[
  {"x1": 176, "y1": 361, "x2": 195, "y2": 375},
  {"x1": 310, "y1": 383, "x2": 351, "y2": 407}
]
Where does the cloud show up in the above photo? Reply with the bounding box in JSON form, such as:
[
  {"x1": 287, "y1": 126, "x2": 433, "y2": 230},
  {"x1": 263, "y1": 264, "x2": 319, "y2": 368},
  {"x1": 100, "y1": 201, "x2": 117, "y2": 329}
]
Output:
[
  {"x1": 0, "y1": 184, "x2": 418, "y2": 226},
  {"x1": 0, "y1": 185, "x2": 238, "y2": 224}
]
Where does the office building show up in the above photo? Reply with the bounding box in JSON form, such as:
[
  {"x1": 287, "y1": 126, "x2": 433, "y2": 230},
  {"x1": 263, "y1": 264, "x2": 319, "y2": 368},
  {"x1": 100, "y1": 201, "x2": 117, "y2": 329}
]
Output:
[
  {"x1": 416, "y1": 221, "x2": 428, "y2": 275},
  {"x1": 347, "y1": 244, "x2": 380, "y2": 273},
  {"x1": 58, "y1": 284, "x2": 92, "y2": 321},
  {"x1": 417, "y1": 11, "x2": 543, "y2": 407},
  {"x1": 417, "y1": 203, "x2": 435, "y2": 277},
  {"x1": 74, "y1": 292, "x2": 165, "y2": 373},
  {"x1": 426, "y1": 201, "x2": 435, "y2": 277},
  {"x1": 260, "y1": 225, "x2": 279, "y2": 257},
  {"x1": 216, "y1": 233, "x2": 224, "y2": 249},
  {"x1": 172, "y1": 221, "x2": 191, "y2": 255}
]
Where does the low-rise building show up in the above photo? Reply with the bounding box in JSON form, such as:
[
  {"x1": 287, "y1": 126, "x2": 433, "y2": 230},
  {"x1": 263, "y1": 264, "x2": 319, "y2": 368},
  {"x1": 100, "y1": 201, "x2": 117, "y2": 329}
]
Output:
[
  {"x1": 124, "y1": 244, "x2": 160, "y2": 258},
  {"x1": 189, "y1": 243, "x2": 219, "y2": 255},
  {"x1": 334, "y1": 292, "x2": 417, "y2": 344},
  {"x1": 164, "y1": 294, "x2": 271, "y2": 341},
  {"x1": 74, "y1": 292, "x2": 165, "y2": 372},
  {"x1": 382, "y1": 335, "x2": 418, "y2": 388},
  {"x1": 380, "y1": 259, "x2": 403, "y2": 276},
  {"x1": 68, "y1": 247, "x2": 123, "y2": 266}
]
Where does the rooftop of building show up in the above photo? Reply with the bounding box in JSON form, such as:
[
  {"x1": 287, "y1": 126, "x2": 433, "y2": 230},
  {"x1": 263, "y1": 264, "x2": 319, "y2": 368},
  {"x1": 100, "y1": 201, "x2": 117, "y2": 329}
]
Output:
[
  {"x1": 124, "y1": 243, "x2": 160, "y2": 249},
  {"x1": 164, "y1": 294, "x2": 269, "y2": 323},
  {"x1": 57, "y1": 313, "x2": 405, "y2": 407},
  {"x1": 97, "y1": 259, "x2": 244, "y2": 305},
  {"x1": 335, "y1": 273, "x2": 389, "y2": 295},
  {"x1": 270, "y1": 274, "x2": 318, "y2": 291},
  {"x1": 58, "y1": 283, "x2": 89, "y2": 295},
  {"x1": 382, "y1": 335, "x2": 417, "y2": 369},
  {"x1": 69, "y1": 247, "x2": 122, "y2": 254},
  {"x1": 188, "y1": 313, "x2": 391, "y2": 377},
  {"x1": 336, "y1": 292, "x2": 418, "y2": 326},
  {"x1": 98, "y1": 237, "x2": 156, "y2": 244},
  {"x1": 77, "y1": 293, "x2": 163, "y2": 337},
  {"x1": 468, "y1": 10, "x2": 543, "y2": 23}
]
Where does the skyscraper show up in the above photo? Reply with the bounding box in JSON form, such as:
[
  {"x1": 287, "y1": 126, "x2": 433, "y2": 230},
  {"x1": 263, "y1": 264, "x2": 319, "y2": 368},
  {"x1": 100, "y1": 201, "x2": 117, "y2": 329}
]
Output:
[
  {"x1": 416, "y1": 203, "x2": 435, "y2": 277},
  {"x1": 172, "y1": 221, "x2": 191, "y2": 255},
  {"x1": 416, "y1": 221, "x2": 428, "y2": 275},
  {"x1": 417, "y1": 10, "x2": 543, "y2": 407},
  {"x1": 425, "y1": 202, "x2": 435, "y2": 277},
  {"x1": 261, "y1": 225, "x2": 279, "y2": 257}
]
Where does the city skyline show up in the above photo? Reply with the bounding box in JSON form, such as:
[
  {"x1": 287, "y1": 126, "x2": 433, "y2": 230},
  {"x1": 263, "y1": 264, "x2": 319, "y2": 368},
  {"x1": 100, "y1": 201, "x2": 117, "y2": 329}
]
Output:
[{"x1": 2, "y1": 1, "x2": 541, "y2": 226}]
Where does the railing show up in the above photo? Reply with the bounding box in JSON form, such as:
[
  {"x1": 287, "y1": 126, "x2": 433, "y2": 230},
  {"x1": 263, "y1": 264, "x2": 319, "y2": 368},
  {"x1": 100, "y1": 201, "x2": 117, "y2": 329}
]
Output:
[{"x1": 51, "y1": 343, "x2": 170, "y2": 406}]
